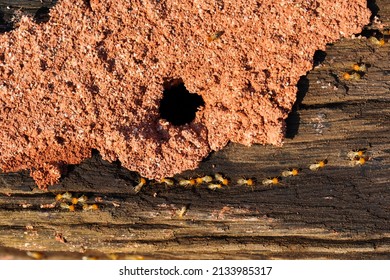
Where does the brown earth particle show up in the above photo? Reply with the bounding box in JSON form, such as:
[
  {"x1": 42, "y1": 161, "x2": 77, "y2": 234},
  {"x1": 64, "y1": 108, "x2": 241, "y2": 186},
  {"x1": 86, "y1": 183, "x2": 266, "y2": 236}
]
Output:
[{"x1": 0, "y1": 0, "x2": 370, "y2": 188}]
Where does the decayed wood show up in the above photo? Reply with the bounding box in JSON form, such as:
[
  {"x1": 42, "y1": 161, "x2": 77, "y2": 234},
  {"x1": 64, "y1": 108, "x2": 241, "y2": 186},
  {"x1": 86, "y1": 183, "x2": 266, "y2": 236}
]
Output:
[{"x1": 0, "y1": 0, "x2": 390, "y2": 259}]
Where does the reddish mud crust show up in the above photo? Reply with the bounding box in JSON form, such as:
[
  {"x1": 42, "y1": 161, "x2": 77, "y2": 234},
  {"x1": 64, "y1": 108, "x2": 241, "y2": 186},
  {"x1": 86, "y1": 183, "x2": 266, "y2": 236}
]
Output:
[{"x1": 0, "y1": 0, "x2": 370, "y2": 188}]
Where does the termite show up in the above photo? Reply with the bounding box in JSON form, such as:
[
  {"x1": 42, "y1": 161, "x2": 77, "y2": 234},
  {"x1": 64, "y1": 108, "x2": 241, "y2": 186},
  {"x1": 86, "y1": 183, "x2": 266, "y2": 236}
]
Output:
[
  {"x1": 195, "y1": 175, "x2": 213, "y2": 185},
  {"x1": 369, "y1": 36, "x2": 385, "y2": 46},
  {"x1": 26, "y1": 251, "x2": 44, "y2": 260},
  {"x1": 352, "y1": 63, "x2": 367, "y2": 72},
  {"x1": 237, "y1": 178, "x2": 256, "y2": 187},
  {"x1": 55, "y1": 192, "x2": 72, "y2": 201},
  {"x1": 309, "y1": 159, "x2": 328, "y2": 171},
  {"x1": 82, "y1": 204, "x2": 99, "y2": 211},
  {"x1": 208, "y1": 183, "x2": 223, "y2": 190},
  {"x1": 347, "y1": 149, "x2": 366, "y2": 160},
  {"x1": 342, "y1": 72, "x2": 361, "y2": 81},
  {"x1": 134, "y1": 177, "x2": 147, "y2": 193},
  {"x1": 207, "y1": 31, "x2": 224, "y2": 42},
  {"x1": 178, "y1": 178, "x2": 196, "y2": 187},
  {"x1": 71, "y1": 195, "x2": 88, "y2": 205},
  {"x1": 176, "y1": 206, "x2": 188, "y2": 218},
  {"x1": 281, "y1": 168, "x2": 301, "y2": 177},
  {"x1": 262, "y1": 177, "x2": 281, "y2": 186},
  {"x1": 351, "y1": 156, "x2": 368, "y2": 166},
  {"x1": 60, "y1": 203, "x2": 75, "y2": 212},
  {"x1": 215, "y1": 173, "x2": 229, "y2": 186},
  {"x1": 158, "y1": 178, "x2": 175, "y2": 187}
]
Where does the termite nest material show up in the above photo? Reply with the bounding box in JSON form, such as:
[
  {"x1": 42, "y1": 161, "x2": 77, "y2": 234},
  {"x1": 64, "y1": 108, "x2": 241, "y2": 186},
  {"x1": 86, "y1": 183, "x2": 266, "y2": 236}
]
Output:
[{"x1": 0, "y1": 0, "x2": 371, "y2": 188}]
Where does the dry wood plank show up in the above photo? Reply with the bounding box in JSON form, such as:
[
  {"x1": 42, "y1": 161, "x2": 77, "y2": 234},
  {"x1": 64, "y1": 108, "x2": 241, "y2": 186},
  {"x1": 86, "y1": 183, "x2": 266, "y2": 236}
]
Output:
[{"x1": 0, "y1": 0, "x2": 390, "y2": 260}]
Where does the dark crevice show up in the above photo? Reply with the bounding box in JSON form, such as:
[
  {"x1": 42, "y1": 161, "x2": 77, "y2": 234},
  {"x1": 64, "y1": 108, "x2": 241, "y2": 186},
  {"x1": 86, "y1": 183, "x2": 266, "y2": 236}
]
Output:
[
  {"x1": 285, "y1": 76, "x2": 309, "y2": 139},
  {"x1": 313, "y1": 50, "x2": 327, "y2": 67},
  {"x1": 286, "y1": 44, "x2": 330, "y2": 138},
  {"x1": 355, "y1": 1, "x2": 386, "y2": 43},
  {"x1": 367, "y1": 0, "x2": 379, "y2": 22}
]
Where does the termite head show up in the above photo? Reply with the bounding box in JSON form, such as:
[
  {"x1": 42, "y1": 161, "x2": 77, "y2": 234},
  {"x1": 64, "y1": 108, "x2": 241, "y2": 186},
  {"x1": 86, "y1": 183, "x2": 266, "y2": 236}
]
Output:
[
  {"x1": 290, "y1": 168, "x2": 301, "y2": 176},
  {"x1": 195, "y1": 177, "x2": 204, "y2": 185},
  {"x1": 319, "y1": 159, "x2": 328, "y2": 167},
  {"x1": 139, "y1": 177, "x2": 146, "y2": 185},
  {"x1": 71, "y1": 197, "x2": 79, "y2": 205},
  {"x1": 343, "y1": 72, "x2": 351, "y2": 80}
]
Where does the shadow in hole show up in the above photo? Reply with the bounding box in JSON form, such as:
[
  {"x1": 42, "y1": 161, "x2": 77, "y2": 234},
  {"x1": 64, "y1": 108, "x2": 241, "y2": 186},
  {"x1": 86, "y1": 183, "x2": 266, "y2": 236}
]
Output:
[
  {"x1": 160, "y1": 79, "x2": 205, "y2": 126},
  {"x1": 285, "y1": 76, "x2": 309, "y2": 139},
  {"x1": 285, "y1": 49, "x2": 326, "y2": 138}
]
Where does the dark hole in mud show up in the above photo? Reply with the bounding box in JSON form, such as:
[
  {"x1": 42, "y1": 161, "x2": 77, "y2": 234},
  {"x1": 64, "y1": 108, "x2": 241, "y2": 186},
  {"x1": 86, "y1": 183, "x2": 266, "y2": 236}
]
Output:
[
  {"x1": 55, "y1": 136, "x2": 65, "y2": 145},
  {"x1": 160, "y1": 79, "x2": 205, "y2": 126}
]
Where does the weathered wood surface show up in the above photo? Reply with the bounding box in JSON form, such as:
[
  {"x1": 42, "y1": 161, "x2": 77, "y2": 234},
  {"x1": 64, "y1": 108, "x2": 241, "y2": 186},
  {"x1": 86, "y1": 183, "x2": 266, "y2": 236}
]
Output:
[{"x1": 0, "y1": 0, "x2": 390, "y2": 260}]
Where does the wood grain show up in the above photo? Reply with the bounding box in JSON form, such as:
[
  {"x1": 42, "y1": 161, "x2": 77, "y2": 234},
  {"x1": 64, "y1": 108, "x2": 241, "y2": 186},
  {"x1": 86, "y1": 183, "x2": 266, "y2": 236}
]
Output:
[{"x1": 0, "y1": 0, "x2": 390, "y2": 259}]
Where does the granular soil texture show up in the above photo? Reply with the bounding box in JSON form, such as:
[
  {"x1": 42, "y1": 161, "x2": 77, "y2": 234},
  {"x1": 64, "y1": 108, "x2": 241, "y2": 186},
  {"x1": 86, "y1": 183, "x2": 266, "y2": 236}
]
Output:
[{"x1": 0, "y1": 0, "x2": 370, "y2": 188}]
